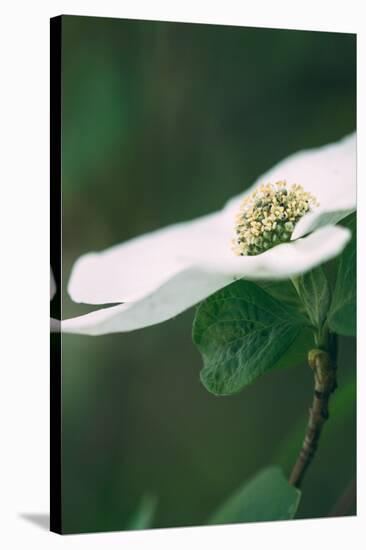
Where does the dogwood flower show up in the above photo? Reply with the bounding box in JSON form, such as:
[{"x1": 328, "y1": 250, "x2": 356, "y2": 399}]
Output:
[{"x1": 62, "y1": 133, "x2": 356, "y2": 336}]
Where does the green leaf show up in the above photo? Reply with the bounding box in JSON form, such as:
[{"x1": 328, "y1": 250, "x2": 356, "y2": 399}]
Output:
[
  {"x1": 291, "y1": 266, "x2": 331, "y2": 330},
  {"x1": 209, "y1": 466, "x2": 300, "y2": 525},
  {"x1": 327, "y1": 215, "x2": 356, "y2": 337},
  {"x1": 193, "y1": 280, "x2": 308, "y2": 396},
  {"x1": 273, "y1": 327, "x2": 313, "y2": 371},
  {"x1": 128, "y1": 494, "x2": 157, "y2": 530},
  {"x1": 257, "y1": 279, "x2": 303, "y2": 309}
]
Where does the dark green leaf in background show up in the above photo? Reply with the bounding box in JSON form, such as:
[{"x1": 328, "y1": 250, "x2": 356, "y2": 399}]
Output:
[
  {"x1": 208, "y1": 466, "x2": 300, "y2": 525},
  {"x1": 193, "y1": 280, "x2": 309, "y2": 395},
  {"x1": 327, "y1": 215, "x2": 356, "y2": 337}
]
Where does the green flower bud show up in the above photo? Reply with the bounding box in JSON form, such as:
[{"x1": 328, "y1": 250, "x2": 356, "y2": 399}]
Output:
[
  {"x1": 276, "y1": 224, "x2": 284, "y2": 235},
  {"x1": 284, "y1": 221, "x2": 294, "y2": 233},
  {"x1": 255, "y1": 236, "x2": 264, "y2": 246}
]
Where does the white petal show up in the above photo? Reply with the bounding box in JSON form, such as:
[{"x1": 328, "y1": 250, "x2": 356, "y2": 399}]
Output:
[
  {"x1": 223, "y1": 133, "x2": 356, "y2": 239},
  {"x1": 62, "y1": 225, "x2": 350, "y2": 335},
  {"x1": 63, "y1": 269, "x2": 233, "y2": 335},
  {"x1": 68, "y1": 212, "x2": 222, "y2": 305},
  {"x1": 195, "y1": 225, "x2": 351, "y2": 279}
]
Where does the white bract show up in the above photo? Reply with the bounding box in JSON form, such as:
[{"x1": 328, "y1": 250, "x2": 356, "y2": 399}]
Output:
[{"x1": 62, "y1": 133, "x2": 356, "y2": 336}]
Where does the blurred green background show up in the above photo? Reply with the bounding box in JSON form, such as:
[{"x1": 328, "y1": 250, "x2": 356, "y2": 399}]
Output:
[{"x1": 57, "y1": 15, "x2": 356, "y2": 534}]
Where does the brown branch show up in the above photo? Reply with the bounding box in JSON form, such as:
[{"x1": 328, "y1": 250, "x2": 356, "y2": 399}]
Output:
[{"x1": 289, "y1": 348, "x2": 337, "y2": 488}]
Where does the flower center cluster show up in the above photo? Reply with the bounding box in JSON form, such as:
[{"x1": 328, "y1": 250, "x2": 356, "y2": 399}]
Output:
[{"x1": 232, "y1": 181, "x2": 319, "y2": 256}]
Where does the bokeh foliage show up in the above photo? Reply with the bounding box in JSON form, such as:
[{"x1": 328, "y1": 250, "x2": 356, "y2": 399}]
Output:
[{"x1": 59, "y1": 15, "x2": 356, "y2": 533}]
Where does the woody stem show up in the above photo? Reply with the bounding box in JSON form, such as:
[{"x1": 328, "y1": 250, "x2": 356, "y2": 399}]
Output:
[{"x1": 289, "y1": 341, "x2": 337, "y2": 488}]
